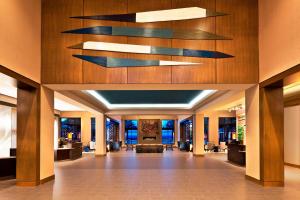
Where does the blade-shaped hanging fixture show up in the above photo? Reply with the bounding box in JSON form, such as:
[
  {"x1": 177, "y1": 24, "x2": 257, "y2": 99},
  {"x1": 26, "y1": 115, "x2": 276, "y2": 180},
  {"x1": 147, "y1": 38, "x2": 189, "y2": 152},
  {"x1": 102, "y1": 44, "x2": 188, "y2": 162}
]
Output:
[
  {"x1": 71, "y1": 7, "x2": 226, "y2": 23},
  {"x1": 70, "y1": 41, "x2": 233, "y2": 58},
  {"x1": 73, "y1": 55, "x2": 202, "y2": 68},
  {"x1": 63, "y1": 26, "x2": 230, "y2": 40}
]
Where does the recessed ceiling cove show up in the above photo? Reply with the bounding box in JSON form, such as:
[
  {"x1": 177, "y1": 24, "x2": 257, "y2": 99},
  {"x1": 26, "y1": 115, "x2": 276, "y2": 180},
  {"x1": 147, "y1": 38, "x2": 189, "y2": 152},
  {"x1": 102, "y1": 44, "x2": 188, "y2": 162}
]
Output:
[
  {"x1": 71, "y1": 7, "x2": 226, "y2": 23},
  {"x1": 86, "y1": 90, "x2": 216, "y2": 109}
]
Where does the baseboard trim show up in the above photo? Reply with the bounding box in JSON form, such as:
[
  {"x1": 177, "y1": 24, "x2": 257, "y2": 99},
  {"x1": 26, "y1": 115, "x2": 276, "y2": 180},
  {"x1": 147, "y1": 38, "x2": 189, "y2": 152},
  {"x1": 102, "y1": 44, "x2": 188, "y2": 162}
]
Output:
[
  {"x1": 16, "y1": 181, "x2": 40, "y2": 187},
  {"x1": 261, "y1": 181, "x2": 284, "y2": 187},
  {"x1": 193, "y1": 154, "x2": 205, "y2": 157},
  {"x1": 285, "y1": 162, "x2": 300, "y2": 169},
  {"x1": 40, "y1": 175, "x2": 55, "y2": 184},
  {"x1": 245, "y1": 175, "x2": 261, "y2": 185},
  {"x1": 95, "y1": 154, "x2": 106, "y2": 157}
]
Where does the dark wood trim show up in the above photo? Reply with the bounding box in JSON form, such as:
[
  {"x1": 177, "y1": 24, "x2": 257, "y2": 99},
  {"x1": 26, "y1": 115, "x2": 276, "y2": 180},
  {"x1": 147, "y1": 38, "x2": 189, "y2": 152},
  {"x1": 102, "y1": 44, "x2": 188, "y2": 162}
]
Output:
[
  {"x1": 0, "y1": 100, "x2": 16, "y2": 107},
  {"x1": 260, "y1": 63, "x2": 300, "y2": 88},
  {"x1": 95, "y1": 154, "x2": 106, "y2": 157},
  {"x1": 40, "y1": 175, "x2": 55, "y2": 184},
  {"x1": 245, "y1": 175, "x2": 261, "y2": 185},
  {"x1": 285, "y1": 162, "x2": 300, "y2": 169},
  {"x1": 0, "y1": 65, "x2": 40, "y2": 89},
  {"x1": 193, "y1": 154, "x2": 205, "y2": 157},
  {"x1": 262, "y1": 181, "x2": 284, "y2": 187},
  {"x1": 16, "y1": 181, "x2": 40, "y2": 187}
]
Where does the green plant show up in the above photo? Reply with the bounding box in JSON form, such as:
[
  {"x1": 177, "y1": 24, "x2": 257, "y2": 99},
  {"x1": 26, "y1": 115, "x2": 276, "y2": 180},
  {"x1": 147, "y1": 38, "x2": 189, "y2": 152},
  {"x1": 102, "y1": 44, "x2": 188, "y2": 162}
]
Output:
[{"x1": 237, "y1": 125, "x2": 244, "y2": 141}]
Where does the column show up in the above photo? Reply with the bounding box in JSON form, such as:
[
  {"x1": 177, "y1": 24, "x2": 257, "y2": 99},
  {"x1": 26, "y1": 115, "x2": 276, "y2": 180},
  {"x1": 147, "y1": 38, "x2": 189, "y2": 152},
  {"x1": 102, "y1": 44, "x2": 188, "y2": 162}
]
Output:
[
  {"x1": 260, "y1": 85, "x2": 284, "y2": 186},
  {"x1": 95, "y1": 113, "x2": 106, "y2": 156},
  {"x1": 245, "y1": 85, "x2": 260, "y2": 181},
  {"x1": 208, "y1": 113, "x2": 219, "y2": 145},
  {"x1": 246, "y1": 84, "x2": 284, "y2": 187},
  {"x1": 16, "y1": 85, "x2": 54, "y2": 186},
  {"x1": 17, "y1": 86, "x2": 40, "y2": 186},
  {"x1": 40, "y1": 86, "x2": 55, "y2": 184},
  {"x1": 174, "y1": 119, "x2": 178, "y2": 147},
  {"x1": 193, "y1": 114, "x2": 205, "y2": 156}
]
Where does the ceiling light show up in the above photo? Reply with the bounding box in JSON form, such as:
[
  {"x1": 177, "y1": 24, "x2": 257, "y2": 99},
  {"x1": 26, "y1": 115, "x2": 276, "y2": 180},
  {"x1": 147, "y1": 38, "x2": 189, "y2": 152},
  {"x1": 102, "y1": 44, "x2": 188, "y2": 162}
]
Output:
[
  {"x1": 54, "y1": 98, "x2": 84, "y2": 111},
  {"x1": 86, "y1": 90, "x2": 216, "y2": 109}
]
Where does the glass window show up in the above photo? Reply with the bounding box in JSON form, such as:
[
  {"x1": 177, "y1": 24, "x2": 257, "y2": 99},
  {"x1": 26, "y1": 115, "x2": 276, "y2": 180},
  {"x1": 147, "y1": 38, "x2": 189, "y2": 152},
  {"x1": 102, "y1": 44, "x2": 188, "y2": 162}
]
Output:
[
  {"x1": 125, "y1": 120, "x2": 138, "y2": 144},
  {"x1": 219, "y1": 117, "x2": 236, "y2": 144},
  {"x1": 60, "y1": 118, "x2": 81, "y2": 142},
  {"x1": 162, "y1": 120, "x2": 175, "y2": 144},
  {"x1": 204, "y1": 117, "x2": 209, "y2": 145},
  {"x1": 91, "y1": 118, "x2": 95, "y2": 142}
]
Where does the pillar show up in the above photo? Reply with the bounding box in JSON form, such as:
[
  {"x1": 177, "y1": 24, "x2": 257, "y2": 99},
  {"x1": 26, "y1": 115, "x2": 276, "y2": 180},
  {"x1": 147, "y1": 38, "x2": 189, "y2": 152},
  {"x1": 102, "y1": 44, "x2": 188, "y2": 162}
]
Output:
[
  {"x1": 208, "y1": 113, "x2": 219, "y2": 145},
  {"x1": 193, "y1": 114, "x2": 205, "y2": 156},
  {"x1": 17, "y1": 86, "x2": 40, "y2": 186},
  {"x1": 174, "y1": 119, "x2": 178, "y2": 147},
  {"x1": 39, "y1": 86, "x2": 54, "y2": 184},
  {"x1": 16, "y1": 85, "x2": 54, "y2": 186},
  {"x1": 95, "y1": 113, "x2": 106, "y2": 156},
  {"x1": 245, "y1": 85, "x2": 260, "y2": 181},
  {"x1": 260, "y1": 85, "x2": 284, "y2": 186},
  {"x1": 246, "y1": 84, "x2": 284, "y2": 187}
]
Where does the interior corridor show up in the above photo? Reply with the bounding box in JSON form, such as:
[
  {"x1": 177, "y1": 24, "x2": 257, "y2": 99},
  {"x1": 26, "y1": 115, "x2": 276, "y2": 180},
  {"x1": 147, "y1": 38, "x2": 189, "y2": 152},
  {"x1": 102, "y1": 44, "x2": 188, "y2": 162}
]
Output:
[{"x1": 1, "y1": 151, "x2": 300, "y2": 200}]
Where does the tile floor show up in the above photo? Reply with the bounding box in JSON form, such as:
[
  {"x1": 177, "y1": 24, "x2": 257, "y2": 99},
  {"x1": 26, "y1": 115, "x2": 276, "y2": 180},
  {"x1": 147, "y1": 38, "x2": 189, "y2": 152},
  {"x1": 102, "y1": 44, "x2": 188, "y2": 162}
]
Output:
[{"x1": 0, "y1": 150, "x2": 300, "y2": 200}]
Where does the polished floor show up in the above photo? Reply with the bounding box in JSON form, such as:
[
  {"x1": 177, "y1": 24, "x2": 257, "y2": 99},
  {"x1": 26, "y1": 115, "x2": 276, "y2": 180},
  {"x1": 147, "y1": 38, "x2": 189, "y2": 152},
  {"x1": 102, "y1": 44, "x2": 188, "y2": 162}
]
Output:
[{"x1": 0, "y1": 151, "x2": 300, "y2": 200}]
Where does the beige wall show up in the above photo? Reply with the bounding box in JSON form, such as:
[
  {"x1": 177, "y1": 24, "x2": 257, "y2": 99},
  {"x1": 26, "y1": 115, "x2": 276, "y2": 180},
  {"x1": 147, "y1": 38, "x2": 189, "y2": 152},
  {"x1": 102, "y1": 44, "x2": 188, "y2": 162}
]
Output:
[
  {"x1": 0, "y1": 0, "x2": 41, "y2": 83},
  {"x1": 60, "y1": 111, "x2": 94, "y2": 146},
  {"x1": 40, "y1": 86, "x2": 54, "y2": 180},
  {"x1": 204, "y1": 111, "x2": 236, "y2": 145},
  {"x1": 284, "y1": 106, "x2": 300, "y2": 166},
  {"x1": 245, "y1": 85, "x2": 260, "y2": 180},
  {"x1": 259, "y1": 0, "x2": 300, "y2": 82}
]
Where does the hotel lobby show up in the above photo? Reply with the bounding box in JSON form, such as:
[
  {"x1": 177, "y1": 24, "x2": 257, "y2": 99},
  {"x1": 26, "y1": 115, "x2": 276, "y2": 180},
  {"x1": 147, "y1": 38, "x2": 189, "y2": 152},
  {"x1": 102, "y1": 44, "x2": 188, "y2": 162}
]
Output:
[{"x1": 0, "y1": 0, "x2": 300, "y2": 199}]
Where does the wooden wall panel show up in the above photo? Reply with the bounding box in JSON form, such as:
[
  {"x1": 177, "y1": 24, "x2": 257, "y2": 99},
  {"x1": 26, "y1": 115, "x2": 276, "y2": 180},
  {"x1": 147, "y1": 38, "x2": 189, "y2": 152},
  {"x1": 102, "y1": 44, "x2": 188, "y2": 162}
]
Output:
[
  {"x1": 127, "y1": 0, "x2": 172, "y2": 83},
  {"x1": 260, "y1": 86, "x2": 284, "y2": 186},
  {"x1": 16, "y1": 87, "x2": 40, "y2": 186},
  {"x1": 42, "y1": 0, "x2": 83, "y2": 84},
  {"x1": 83, "y1": 0, "x2": 128, "y2": 83},
  {"x1": 171, "y1": 0, "x2": 216, "y2": 83},
  {"x1": 216, "y1": 0, "x2": 259, "y2": 83},
  {"x1": 41, "y1": 0, "x2": 259, "y2": 84}
]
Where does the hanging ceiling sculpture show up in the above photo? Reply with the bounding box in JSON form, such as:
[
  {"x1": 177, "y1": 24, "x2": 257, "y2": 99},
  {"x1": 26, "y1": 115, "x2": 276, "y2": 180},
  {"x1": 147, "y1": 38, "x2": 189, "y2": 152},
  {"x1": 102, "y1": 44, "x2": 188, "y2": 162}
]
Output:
[
  {"x1": 73, "y1": 55, "x2": 201, "y2": 68},
  {"x1": 63, "y1": 6, "x2": 233, "y2": 67},
  {"x1": 70, "y1": 41, "x2": 233, "y2": 59},
  {"x1": 70, "y1": 7, "x2": 226, "y2": 23}
]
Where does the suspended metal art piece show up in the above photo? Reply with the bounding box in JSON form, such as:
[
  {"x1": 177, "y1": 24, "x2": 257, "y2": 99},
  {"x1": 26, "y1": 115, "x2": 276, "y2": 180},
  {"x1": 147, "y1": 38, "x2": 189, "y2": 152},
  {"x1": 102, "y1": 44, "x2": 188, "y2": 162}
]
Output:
[
  {"x1": 73, "y1": 55, "x2": 201, "y2": 67},
  {"x1": 70, "y1": 41, "x2": 233, "y2": 58},
  {"x1": 71, "y1": 7, "x2": 226, "y2": 23},
  {"x1": 63, "y1": 26, "x2": 230, "y2": 40}
]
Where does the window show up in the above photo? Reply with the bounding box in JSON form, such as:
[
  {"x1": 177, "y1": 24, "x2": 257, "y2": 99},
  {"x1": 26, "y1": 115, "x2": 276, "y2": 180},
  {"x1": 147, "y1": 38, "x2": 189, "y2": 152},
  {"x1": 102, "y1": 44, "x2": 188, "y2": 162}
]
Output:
[
  {"x1": 204, "y1": 117, "x2": 209, "y2": 145},
  {"x1": 91, "y1": 118, "x2": 95, "y2": 142},
  {"x1": 125, "y1": 120, "x2": 138, "y2": 144},
  {"x1": 60, "y1": 118, "x2": 81, "y2": 142},
  {"x1": 162, "y1": 120, "x2": 174, "y2": 144},
  {"x1": 219, "y1": 117, "x2": 236, "y2": 144},
  {"x1": 106, "y1": 118, "x2": 120, "y2": 142}
]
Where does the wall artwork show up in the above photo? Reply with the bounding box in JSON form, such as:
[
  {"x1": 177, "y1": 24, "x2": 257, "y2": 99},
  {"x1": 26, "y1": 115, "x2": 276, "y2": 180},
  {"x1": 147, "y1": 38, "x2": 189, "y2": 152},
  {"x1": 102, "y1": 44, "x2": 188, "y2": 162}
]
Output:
[{"x1": 138, "y1": 119, "x2": 162, "y2": 144}]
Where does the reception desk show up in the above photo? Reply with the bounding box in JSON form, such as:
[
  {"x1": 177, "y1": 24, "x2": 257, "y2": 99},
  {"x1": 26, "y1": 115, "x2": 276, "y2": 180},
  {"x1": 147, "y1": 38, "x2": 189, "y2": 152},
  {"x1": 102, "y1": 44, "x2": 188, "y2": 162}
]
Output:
[
  {"x1": 55, "y1": 142, "x2": 82, "y2": 161},
  {"x1": 227, "y1": 143, "x2": 246, "y2": 166},
  {"x1": 136, "y1": 144, "x2": 164, "y2": 153},
  {"x1": 0, "y1": 157, "x2": 16, "y2": 178}
]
